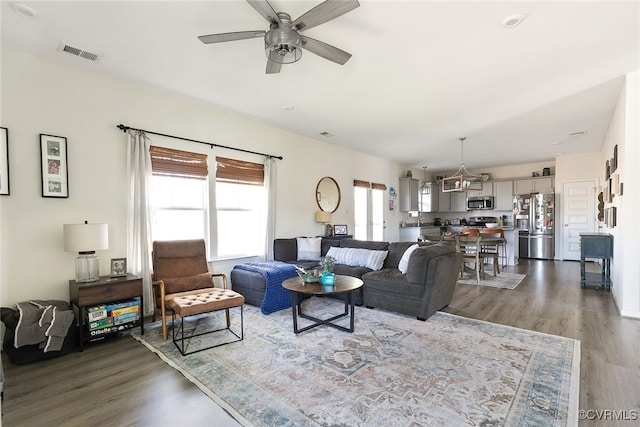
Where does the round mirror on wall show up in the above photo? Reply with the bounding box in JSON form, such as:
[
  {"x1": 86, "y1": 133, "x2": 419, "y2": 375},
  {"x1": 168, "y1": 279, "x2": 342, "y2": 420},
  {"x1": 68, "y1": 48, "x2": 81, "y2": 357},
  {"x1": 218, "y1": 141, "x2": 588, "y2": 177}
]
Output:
[{"x1": 316, "y1": 177, "x2": 341, "y2": 213}]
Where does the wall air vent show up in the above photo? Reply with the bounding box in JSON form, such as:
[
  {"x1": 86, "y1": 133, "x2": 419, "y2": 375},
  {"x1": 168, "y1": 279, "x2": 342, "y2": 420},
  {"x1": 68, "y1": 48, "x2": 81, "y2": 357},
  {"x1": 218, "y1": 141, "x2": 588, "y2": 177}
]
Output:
[
  {"x1": 319, "y1": 131, "x2": 334, "y2": 137},
  {"x1": 57, "y1": 43, "x2": 101, "y2": 62}
]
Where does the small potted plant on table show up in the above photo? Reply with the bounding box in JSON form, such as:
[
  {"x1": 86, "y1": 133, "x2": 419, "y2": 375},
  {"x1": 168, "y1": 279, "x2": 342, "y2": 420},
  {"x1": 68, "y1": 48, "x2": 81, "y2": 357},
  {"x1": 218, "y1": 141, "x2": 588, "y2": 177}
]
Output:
[{"x1": 321, "y1": 255, "x2": 336, "y2": 286}]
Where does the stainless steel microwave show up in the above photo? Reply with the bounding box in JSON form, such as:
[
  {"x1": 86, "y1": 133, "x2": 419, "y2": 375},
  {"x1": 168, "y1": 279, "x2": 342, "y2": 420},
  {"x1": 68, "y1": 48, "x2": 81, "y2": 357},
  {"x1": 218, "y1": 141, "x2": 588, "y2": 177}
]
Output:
[{"x1": 467, "y1": 196, "x2": 494, "y2": 210}]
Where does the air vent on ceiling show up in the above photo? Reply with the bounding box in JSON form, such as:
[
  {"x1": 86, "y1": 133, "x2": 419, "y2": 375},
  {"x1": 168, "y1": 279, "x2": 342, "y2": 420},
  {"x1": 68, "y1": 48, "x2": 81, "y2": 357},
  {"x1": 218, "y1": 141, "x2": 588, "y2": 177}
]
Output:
[
  {"x1": 57, "y1": 43, "x2": 101, "y2": 62},
  {"x1": 319, "y1": 131, "x2": 335, "y2": 137}
]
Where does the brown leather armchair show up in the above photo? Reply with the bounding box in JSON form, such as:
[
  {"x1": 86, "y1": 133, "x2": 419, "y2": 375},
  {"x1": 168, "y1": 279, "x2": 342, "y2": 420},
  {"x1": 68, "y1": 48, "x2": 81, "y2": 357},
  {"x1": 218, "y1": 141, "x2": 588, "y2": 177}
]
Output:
[{"x1": 152, "y1": 239, "x2": 228, "y2": 341}]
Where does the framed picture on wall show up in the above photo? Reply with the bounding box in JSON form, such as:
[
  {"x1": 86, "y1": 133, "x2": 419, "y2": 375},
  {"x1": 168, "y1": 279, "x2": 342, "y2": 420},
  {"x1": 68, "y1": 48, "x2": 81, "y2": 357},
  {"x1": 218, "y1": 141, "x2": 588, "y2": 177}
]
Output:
[
  {"x1": 0, "y1": 127, "x2": 9, "y2": 196},
  {"x1": 334, "y1": 225, "x2": 348, "y2": 235},
  {"x1": 40, "y1": 134, "x2": 69, "y2": 198}
]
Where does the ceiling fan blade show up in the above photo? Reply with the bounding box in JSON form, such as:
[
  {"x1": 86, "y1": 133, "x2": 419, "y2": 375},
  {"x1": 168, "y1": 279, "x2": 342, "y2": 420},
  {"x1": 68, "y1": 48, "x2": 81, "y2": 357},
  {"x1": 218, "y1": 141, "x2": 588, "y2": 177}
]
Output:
[
  {"x1": 246, "y1": 0, "x2": 281, "y2": 24},
  {"x1": 300, "y1": 35, "x2": 352, "y2": 65},
  {"x1": 266, "y1": 59, "x2": 282, "y2": 74},
  {"x1": 292, "y1": 0, "x2": 360, "y2": 32},
  {"x1": 198, "y1": 31, "x2": 265, "y2": 44}
]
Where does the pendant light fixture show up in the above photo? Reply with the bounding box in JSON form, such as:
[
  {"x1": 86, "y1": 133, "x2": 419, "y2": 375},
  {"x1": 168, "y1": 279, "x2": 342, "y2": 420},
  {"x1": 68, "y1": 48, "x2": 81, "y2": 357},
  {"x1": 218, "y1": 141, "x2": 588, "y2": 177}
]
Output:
[{"x1": 442, "y1": 137, "x2": 483, "y2": 193}]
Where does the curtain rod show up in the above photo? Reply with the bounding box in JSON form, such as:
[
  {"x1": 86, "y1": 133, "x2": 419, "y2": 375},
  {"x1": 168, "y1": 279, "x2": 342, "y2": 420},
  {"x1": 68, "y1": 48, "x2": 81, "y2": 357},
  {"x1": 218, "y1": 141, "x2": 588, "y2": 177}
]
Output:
[{"x1": 116, "y1": 124, "x2": 283, "y2": 160}]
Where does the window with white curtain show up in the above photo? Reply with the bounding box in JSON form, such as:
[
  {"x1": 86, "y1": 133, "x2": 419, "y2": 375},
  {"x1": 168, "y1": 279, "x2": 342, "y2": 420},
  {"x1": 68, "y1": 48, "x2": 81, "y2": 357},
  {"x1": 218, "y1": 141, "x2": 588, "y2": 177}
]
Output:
[
  {"x1": 151, "y1": 176, "x2": 208, "y2": 241},
  {"x1": 149, "y1": 146, "x2": 209, "y2": 245},
  {"x1": 215, "y1": 157, "x2": 266, "y2": 258}
]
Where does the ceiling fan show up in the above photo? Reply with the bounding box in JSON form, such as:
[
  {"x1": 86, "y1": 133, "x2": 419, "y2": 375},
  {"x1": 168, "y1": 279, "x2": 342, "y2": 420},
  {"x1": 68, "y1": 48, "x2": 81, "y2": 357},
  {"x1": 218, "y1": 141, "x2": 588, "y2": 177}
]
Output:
[{"x1": 198, "y1": 0, "x2": 360, "y2": 74}]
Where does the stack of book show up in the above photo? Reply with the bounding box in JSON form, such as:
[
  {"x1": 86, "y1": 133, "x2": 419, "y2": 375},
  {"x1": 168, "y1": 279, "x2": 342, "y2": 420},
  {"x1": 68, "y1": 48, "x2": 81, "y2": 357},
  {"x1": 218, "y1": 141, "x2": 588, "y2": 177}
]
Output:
[{"x1": 87, "y1": 300, "x2": 140, "y2": 337}]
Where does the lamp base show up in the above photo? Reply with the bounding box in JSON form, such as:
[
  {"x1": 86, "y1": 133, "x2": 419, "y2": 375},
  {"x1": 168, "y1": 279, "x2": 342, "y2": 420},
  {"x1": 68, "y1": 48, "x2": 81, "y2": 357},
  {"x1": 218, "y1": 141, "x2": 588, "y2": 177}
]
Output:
[{"x1": 75, "y1": 253, "x2": 100, "y2": 282}]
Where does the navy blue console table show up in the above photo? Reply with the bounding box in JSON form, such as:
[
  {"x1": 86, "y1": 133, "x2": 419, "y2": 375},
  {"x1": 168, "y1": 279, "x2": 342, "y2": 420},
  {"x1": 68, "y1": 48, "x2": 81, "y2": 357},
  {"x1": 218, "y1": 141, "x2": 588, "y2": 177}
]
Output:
[{"x1": 580, "y1": 232, "x2": 613, "y2": 291}]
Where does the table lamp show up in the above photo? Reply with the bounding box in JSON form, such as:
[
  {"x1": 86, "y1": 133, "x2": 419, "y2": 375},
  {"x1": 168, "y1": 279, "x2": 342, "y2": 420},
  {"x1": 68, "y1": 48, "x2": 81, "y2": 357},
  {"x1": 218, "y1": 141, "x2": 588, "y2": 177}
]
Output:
[
  {"x1": 64, "y1": 221, "x2": 108, "y2": 282},
  {"x1": 315, "y1": 211, "x2": 332, "y2": 236}
]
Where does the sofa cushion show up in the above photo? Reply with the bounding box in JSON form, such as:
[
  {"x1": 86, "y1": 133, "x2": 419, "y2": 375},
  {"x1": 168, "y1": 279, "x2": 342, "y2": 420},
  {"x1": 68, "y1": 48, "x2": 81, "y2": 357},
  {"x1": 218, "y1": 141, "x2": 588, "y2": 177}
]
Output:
[
  {"x1": 384, "y1": 242, "x2": 420, "y2": 269},
  {"x1": 326, "y1": 247, "x2": 388, "y2": 271},
  {"x1": 332, "y1": 264, "x2": 373, "y2": 279},
  {"x1": 274, "y1": 238, "x2": 297, "y2": 262},
  {"x1": 321, "y1": 239, "x2": 341, "y2": 256},
  {"x1": 339, "y1": 238, "x2": 389, "y2": 251},
  {"x1": 297, "y1": 237, "x2": 322, "y2": 261},
  {"x1": 398, "y1": 244, "x2": 420, "y2": 274}
]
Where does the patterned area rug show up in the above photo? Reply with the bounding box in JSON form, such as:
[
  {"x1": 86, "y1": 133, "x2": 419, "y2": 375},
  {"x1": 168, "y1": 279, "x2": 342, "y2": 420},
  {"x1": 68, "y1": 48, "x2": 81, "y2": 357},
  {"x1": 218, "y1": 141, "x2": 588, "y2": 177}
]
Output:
[
  {"x1": 133, "y1": 298, "x2": 579, "y2": 426},
  {"x1": 458, "y1": 272, "x2": 526, "y2": 289}
]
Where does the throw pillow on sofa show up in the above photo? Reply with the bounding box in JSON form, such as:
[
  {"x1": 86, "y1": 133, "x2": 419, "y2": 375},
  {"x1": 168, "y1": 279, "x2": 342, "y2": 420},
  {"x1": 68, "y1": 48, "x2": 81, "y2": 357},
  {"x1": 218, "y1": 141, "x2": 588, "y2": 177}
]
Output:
[
  {"x1": 297, "y1": 237, "x2": 322, "y2": 261},
  {"x1": 326, "y1": 247, "x2": 388, "y2": 271},
  {"x1": 398, "y1": 244, "x2": 420, "y2": 274}
]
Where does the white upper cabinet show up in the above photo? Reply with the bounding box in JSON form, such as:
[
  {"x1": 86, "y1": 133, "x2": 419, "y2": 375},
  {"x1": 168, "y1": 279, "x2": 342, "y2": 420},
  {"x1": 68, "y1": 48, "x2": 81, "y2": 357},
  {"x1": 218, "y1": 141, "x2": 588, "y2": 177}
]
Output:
[
  {"x1": 494, "y1": 180, "x2": 513, "y2": 211},
  {"x1": 399, "y1": 178, "x2": 419, "y2": 211},
  {"x1": 514, "y1": 177, "x2": 554, "y2": 194}
]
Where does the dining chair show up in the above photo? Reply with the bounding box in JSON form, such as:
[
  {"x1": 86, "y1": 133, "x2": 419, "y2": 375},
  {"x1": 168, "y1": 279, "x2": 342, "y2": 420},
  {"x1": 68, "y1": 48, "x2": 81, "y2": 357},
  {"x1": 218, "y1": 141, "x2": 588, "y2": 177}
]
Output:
[
  {"x1": 461, "y1": 227, "x2": 480, "y2": 236},
  {"x1": 479, "y1": 230, "x2": 502, "y2": 276},
  {"x1": 455, "y1": 234, "x2": 483, "y2": 284}
]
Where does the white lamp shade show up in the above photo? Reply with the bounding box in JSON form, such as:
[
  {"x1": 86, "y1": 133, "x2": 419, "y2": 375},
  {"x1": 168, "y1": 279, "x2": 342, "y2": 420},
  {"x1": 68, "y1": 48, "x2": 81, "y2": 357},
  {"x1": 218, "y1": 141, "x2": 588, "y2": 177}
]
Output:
[
  {"x1": 315, "y1": 211, "x2": 331, "y2": 223},
  {"x1": 64, "y1": 223, "x2": 109, "y2": 253}
]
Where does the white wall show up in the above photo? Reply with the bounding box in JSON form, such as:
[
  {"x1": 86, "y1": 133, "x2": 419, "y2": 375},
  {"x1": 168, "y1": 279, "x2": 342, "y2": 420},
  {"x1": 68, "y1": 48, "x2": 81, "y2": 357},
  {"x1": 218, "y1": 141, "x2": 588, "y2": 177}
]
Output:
[
  {"x1": 0, "y1": 48, "x2": 406, "y2": 307},
  {"x1": 599, "y1": 71, "x2": 640, "y2": 318}
]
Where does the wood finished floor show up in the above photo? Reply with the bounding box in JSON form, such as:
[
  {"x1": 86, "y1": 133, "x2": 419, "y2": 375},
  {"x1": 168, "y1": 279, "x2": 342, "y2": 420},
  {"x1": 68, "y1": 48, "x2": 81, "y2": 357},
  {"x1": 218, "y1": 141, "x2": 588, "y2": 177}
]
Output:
[{"x1": 2, "y1": 259, "x2": 639, "y2": 426}]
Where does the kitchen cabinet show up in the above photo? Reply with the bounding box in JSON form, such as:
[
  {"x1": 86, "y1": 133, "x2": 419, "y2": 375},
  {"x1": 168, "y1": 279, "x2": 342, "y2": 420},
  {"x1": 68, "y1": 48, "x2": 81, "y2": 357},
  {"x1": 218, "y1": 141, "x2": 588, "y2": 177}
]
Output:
[
  {"x1": 494, "y1": 180, "x2": 513, "y2": 211},
  {"x1": 480, "y1": 182, "x2": 494, "y2": 196},
  {"x1": 514, "y1": 177, "x2": 554, "y2": 194},
  {"x1": 451, "y1": 192, "x2": 467, "y2": 212},
  {"x1": 504, "y1": 229, "x2": 518, "y2": 265},
  {"x1": 419, "y1": 182, "x2": 439, "y2": 212},
  {"x1": 399, "y1": 178, "x2": 419, "y2": 211},
  {"x1": 466, "y1": 181, "x2": 493, "y2": 197},
  {"x1": 438, "y1": 184, "x2": 451, "y2": 212}
]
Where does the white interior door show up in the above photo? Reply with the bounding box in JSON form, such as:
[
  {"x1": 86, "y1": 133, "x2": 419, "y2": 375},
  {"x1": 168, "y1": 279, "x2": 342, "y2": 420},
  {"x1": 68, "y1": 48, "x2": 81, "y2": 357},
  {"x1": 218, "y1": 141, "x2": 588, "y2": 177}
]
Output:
[{"x1": 562, "y1": 180, "x2": 596, "y2": 260}]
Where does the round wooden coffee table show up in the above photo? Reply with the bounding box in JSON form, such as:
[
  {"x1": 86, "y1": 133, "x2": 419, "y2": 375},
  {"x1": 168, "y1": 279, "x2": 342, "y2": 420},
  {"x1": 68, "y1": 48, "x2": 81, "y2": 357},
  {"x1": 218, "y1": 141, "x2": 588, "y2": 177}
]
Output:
[{"x1": 282, "y1": 275, "x2": 363, "y2": 334}]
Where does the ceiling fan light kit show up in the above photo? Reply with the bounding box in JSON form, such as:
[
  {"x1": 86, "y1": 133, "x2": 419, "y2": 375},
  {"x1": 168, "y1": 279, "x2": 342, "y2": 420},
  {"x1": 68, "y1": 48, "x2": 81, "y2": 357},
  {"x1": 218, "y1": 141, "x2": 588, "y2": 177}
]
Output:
[
  {"x1": 442, "y1": 137, "x2": 483, "y2": 193},
  {"x1": 264, "y1": 22, "x2": 302, "y2": 64},
  {"x1": 198, "y1": 0, "x2": 360, "y2": 73}
]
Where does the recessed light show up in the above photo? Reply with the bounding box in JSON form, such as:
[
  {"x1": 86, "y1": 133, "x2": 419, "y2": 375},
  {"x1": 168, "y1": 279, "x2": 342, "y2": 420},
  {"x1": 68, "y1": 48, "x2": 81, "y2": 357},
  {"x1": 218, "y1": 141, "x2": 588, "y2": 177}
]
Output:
[
  {"x1": 502, "y1": 14, "x2": 525, "y2": 29},
  {"x1": 13, "y1": 3, "x2": 39, "y2": 19}
]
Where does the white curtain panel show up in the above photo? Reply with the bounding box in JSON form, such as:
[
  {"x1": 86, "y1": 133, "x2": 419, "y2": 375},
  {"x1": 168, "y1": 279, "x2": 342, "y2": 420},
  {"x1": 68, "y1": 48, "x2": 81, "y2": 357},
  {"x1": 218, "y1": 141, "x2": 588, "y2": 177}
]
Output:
[
  {"x1": 126, "y1": 130, "x2": 154, "y2": 315},
  {"x1": 264, "y1": 157, "x2": 277, "y2": 260}
]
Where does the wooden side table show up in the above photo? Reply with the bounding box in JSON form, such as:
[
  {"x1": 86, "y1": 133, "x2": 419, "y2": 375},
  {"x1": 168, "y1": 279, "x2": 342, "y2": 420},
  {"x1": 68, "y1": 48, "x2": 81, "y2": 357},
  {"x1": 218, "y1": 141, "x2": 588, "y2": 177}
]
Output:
[
  {"x1": 579, "y1": 233, "x2": 613, "y2": 291},
  {"x1": 69, "y1": 274, "x2": 144, "y2": 351}
]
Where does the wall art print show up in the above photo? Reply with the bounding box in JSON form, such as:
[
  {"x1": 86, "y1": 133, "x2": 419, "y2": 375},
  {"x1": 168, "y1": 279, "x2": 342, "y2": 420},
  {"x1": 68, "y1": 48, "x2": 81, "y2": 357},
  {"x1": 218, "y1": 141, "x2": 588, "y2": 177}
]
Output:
[{"x1": 40, "y1": 134, "x2": 69, "y2": 198}]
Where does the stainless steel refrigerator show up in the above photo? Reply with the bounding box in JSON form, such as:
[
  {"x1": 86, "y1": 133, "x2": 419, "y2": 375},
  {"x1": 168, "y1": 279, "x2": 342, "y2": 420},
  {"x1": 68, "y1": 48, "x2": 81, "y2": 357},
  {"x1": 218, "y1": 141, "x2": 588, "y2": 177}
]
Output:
[{"x1": 515, "y1": 192, "x2": 555, "y2": 259}]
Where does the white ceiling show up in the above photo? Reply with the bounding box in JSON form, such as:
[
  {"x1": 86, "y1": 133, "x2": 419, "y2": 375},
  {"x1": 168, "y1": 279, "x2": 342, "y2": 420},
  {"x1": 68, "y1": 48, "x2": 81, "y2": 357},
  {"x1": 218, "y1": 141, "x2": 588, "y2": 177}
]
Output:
[{"x1": 2, "y1": 1, "x2": 638, "y2": 171}]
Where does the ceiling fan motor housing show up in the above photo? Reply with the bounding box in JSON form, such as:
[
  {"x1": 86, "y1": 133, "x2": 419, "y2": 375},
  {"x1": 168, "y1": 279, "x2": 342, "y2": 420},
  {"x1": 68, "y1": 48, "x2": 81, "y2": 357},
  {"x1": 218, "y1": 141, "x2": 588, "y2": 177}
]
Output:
[{"x1": 265, "y1": 25, "x2": 302, "y2": 64}]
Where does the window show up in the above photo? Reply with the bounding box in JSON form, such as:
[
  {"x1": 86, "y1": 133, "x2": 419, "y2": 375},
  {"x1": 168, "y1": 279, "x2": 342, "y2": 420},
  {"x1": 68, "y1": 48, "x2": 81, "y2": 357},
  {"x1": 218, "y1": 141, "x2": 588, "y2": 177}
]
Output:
[
  {"x1": 353, "y1": 180, "x2": 386, "y2": 241},
  {"x1": 354, "y1": 184, "x2": 368, "y2": 240},
  {"x1": 150, "y1": 146, "x2": 209, "y2": 244},
  {"x1": 371, "y1": 183, "x2": 386, "y2": 241},
  {"x1": 215, "y1": 157, "x2": 266, "y2": 258}
]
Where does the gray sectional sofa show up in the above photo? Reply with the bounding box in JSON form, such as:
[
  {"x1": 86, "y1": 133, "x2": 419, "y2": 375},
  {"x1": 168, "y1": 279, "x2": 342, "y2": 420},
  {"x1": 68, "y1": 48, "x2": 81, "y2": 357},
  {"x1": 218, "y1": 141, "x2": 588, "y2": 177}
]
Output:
[{"x1": 231, "y1": 237, "x2": 462, "y2": 321}]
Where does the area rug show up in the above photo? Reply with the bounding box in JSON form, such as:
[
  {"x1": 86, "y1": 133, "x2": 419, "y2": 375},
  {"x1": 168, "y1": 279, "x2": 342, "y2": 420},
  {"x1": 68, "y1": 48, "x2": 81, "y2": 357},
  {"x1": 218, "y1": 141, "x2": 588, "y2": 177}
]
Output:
[
  {"x1": 458, "y1": 272, "x2": 526, "y2": 289},
  {"x1": 132, "y1": 299, "x2": 579, "y2": 427}
]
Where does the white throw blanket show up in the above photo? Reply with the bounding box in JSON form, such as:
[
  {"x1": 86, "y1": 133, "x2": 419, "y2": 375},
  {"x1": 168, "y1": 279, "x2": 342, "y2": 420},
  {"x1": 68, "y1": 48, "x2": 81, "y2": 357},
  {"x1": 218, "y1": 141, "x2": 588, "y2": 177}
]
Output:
[{"x1": 14, "y1": 300, "x2": 75, "y2": 352}]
